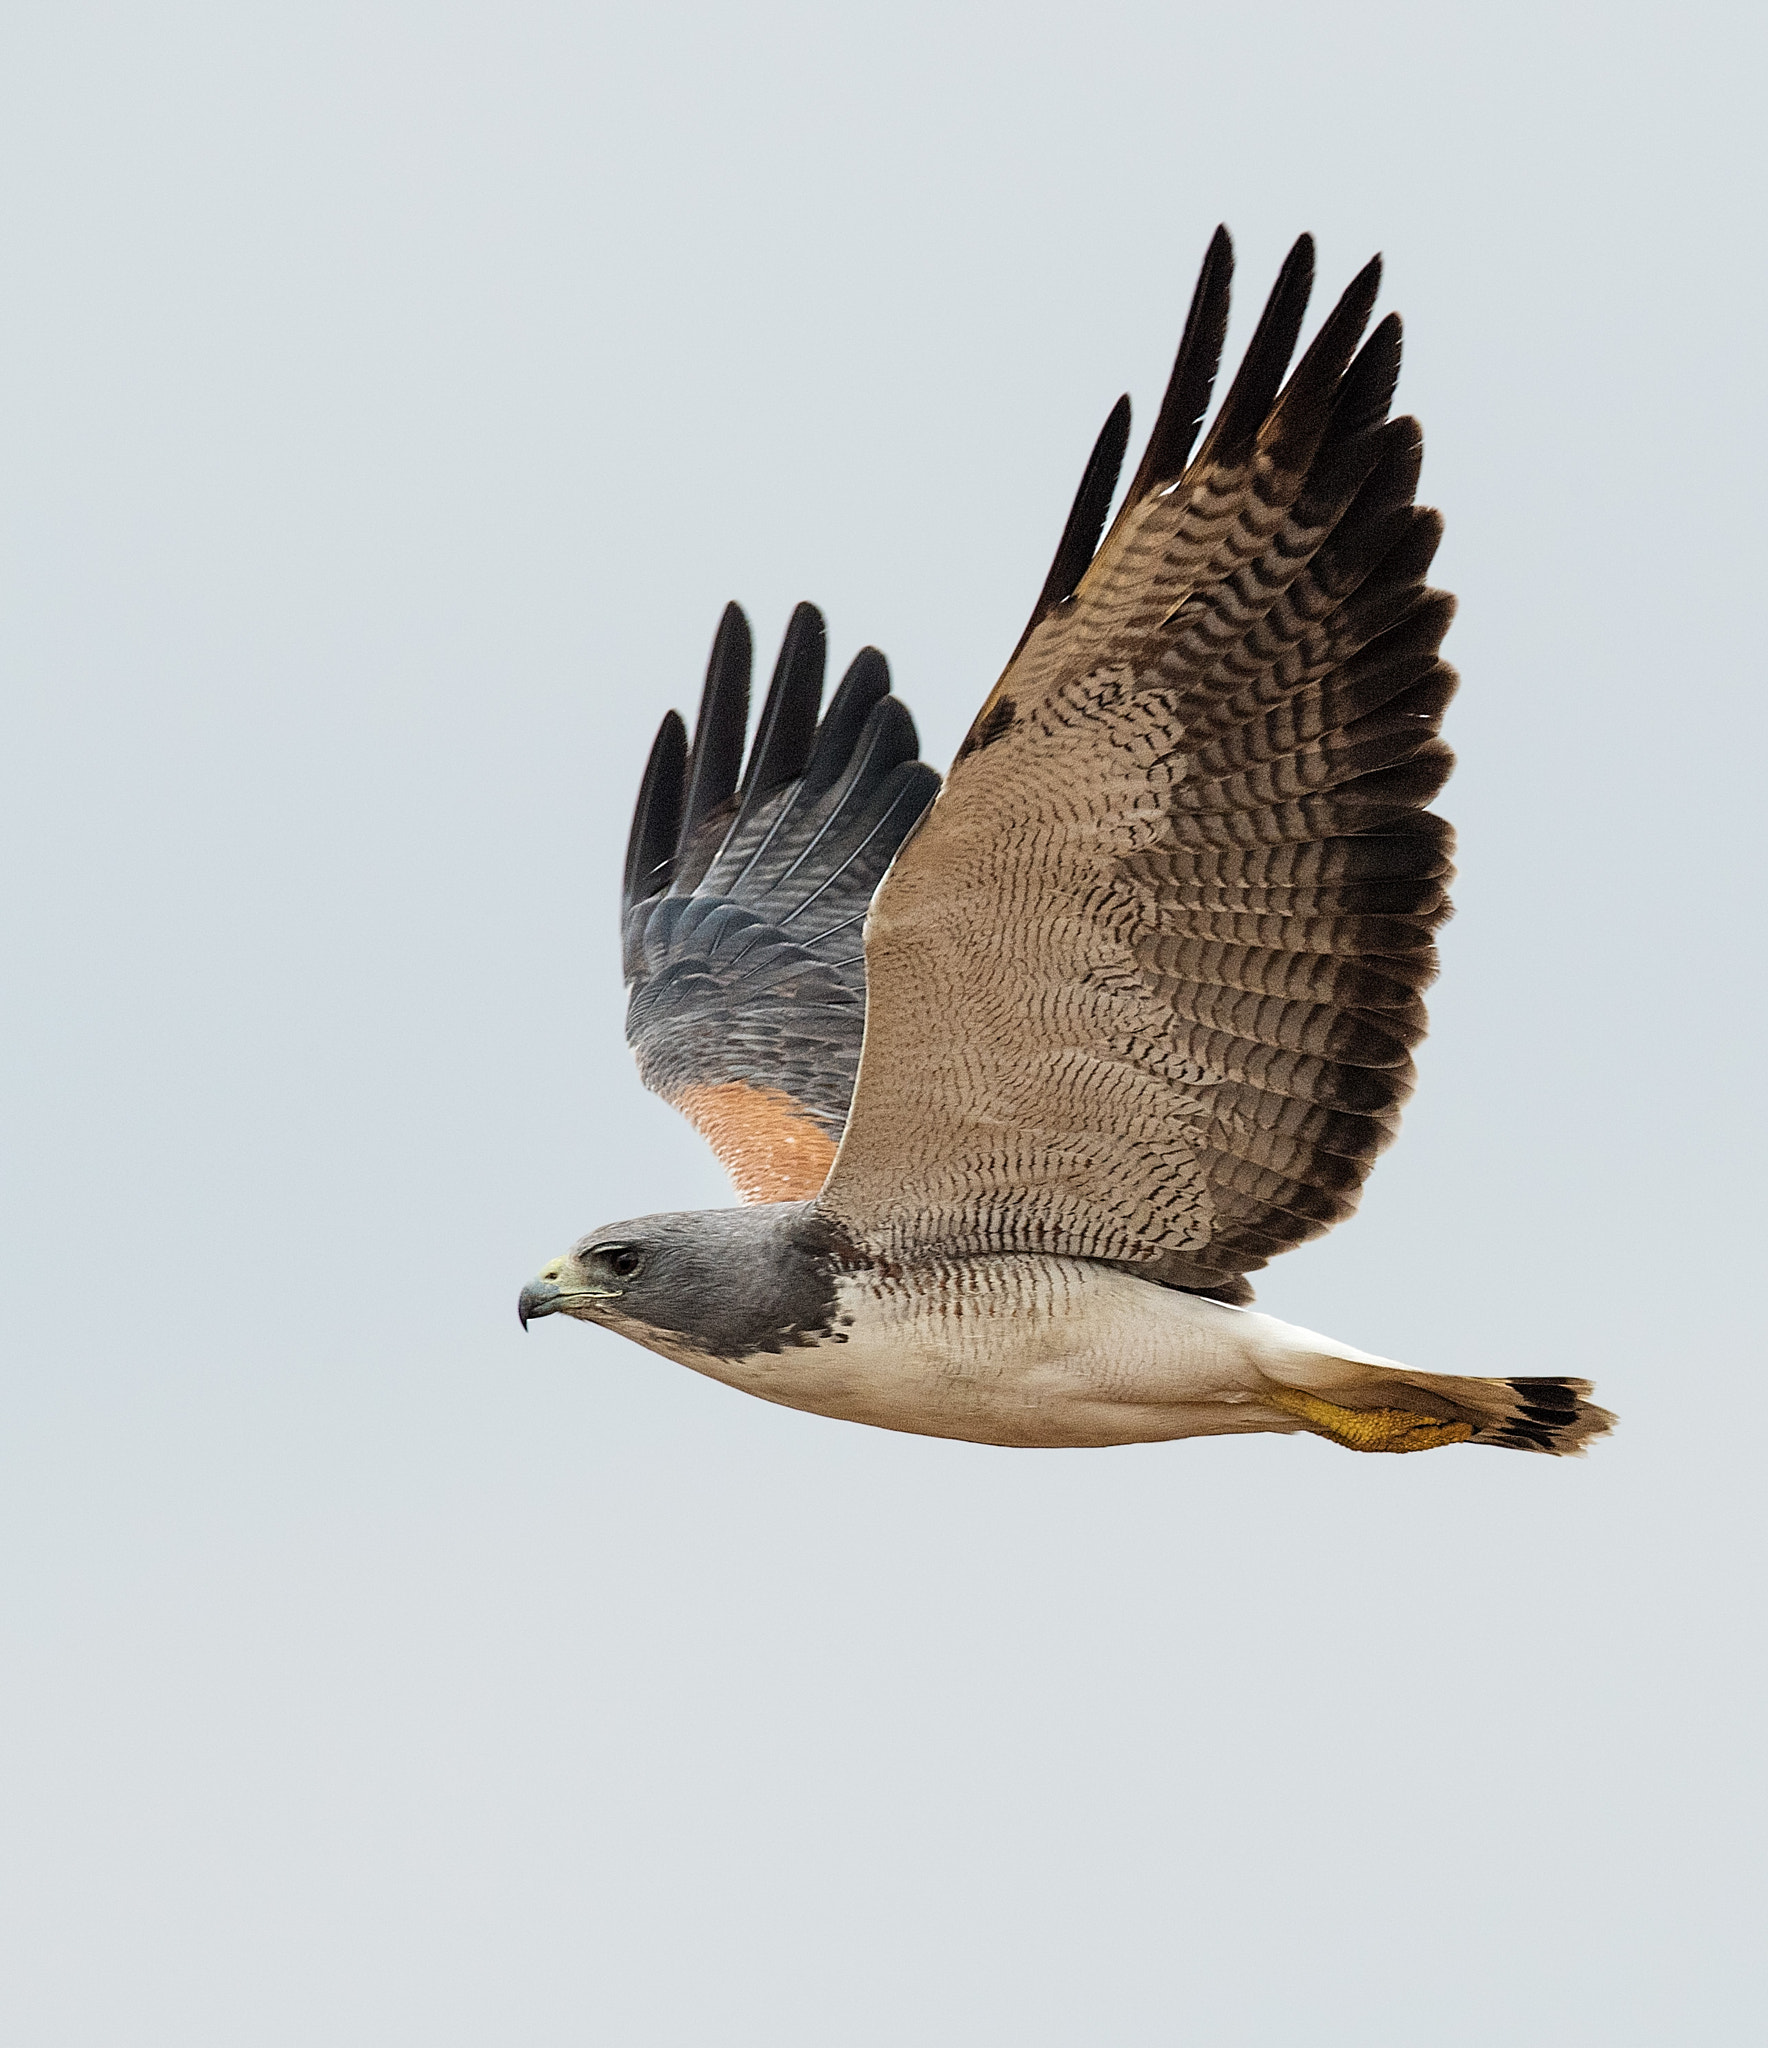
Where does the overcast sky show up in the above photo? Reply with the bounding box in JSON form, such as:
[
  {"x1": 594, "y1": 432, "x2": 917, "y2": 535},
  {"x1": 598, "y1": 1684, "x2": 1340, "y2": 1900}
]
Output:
[{"x1": 2, "y1": 3, "x2": 1764, "y2": 2042}]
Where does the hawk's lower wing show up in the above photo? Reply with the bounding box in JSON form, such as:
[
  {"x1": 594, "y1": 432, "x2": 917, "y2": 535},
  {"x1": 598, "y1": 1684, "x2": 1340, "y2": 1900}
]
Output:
[
  {"x1": 817, "y1": 232, "x2": 1454, "y2": 1294},
  {"x1": 623, "y1": 603, "x2": 940, "y2": 1201}
]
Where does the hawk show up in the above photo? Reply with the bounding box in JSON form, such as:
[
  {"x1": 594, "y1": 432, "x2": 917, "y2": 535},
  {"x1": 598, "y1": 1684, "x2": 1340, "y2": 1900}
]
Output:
[{"x1": 519, "y1": 230, "x2": 1613, "y2": 1457}]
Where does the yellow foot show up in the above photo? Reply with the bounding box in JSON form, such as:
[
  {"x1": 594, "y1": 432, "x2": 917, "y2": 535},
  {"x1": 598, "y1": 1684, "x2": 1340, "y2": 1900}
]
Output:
[{"x1": 1266, "y1": 1385, "x2": 1475, "y2": 1454}]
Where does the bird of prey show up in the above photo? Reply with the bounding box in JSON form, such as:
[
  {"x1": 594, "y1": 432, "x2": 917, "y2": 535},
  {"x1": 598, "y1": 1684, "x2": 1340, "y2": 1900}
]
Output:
[{"x1": 519, "y1": 229, "x2": 1613, "y2": 1457}]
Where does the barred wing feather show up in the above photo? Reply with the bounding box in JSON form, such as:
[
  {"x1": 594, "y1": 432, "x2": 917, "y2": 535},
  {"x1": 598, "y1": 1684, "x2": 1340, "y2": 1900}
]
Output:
[{"x1": 818, "y1": 230, "x2": 1456, "y2": 1297}]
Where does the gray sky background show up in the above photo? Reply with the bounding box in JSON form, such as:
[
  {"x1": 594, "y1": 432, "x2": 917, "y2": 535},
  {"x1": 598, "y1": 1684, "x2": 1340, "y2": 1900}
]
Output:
[{"x1": 3, "y1": 3, "x2": 1764, "y2": 2042}]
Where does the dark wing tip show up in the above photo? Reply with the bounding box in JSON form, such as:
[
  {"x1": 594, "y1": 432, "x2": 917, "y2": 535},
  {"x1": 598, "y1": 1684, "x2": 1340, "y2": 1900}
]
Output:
[
  {"x1": 802, "y1": 643, "x2": 893, "y2": 798},
  {"x1": 1324, "y1": 310, "x2": 1404, "y2": 443},
  {"x1": 1120, "y1": 226, "x2": 1237, "y2": 509},
  {"x1": 1013, "y1": 394, "x2": 1133, "y2": 655},
  {"x1": 735, "y1": 601, "x2": 827, "y2": 815},
  {"x1": 622, "y1": 709, "x2": 688, "y2": 912},
  {"x1": 1253, "y1": 250, "x2": 1386, "y2": 475},
  {"x1": 678, "y1": 602, "x2": 753, "y2": 850},
  {"x1": 1313, "y1": 253, "x2": 1382, "y2": 370},
  {"x1": 1194, "y1": 231, "x2": 1318, "y2": 468}
]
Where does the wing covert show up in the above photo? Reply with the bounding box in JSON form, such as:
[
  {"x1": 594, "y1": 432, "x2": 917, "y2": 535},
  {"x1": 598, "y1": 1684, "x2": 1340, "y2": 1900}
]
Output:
[
  {"x1": 622, "y1": 603, "x2": 940, "y2": 1201},
  {"x1": 818, "y1": 232, "x2": 1456, "y2": 1295}
]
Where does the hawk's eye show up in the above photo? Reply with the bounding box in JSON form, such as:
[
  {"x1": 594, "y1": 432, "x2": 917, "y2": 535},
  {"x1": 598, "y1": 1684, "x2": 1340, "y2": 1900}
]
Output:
[{"x1": 607, "y1": 1248, "x2": 643, "y2": 1281}]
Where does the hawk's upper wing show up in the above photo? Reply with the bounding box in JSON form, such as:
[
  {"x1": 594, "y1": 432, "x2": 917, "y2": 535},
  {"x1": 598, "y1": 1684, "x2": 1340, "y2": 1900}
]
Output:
[
  {"x1": 622, "y1": 602, "x2": 940, "y2": 1201},
  {"x1": 817, "y1": 231, "x2": 1455, "y2": 1297}
]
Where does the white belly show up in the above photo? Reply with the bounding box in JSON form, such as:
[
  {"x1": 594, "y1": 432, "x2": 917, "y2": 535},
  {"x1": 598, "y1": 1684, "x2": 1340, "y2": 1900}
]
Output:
[{"x1": 658, "y1": 1254, "x2": 1340, "y2": 1449}]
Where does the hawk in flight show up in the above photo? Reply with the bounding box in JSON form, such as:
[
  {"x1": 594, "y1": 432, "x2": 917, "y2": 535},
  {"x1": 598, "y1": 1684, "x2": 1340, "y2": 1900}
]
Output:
[{"x1": 519, "y1": 230, "x2": 1613, "y2": 1457}]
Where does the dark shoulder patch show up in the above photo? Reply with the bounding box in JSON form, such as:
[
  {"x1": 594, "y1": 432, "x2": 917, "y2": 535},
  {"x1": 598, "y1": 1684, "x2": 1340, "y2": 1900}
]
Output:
[{"x1": 956, "y1": 694, "x2": 1016, "y2": 763}]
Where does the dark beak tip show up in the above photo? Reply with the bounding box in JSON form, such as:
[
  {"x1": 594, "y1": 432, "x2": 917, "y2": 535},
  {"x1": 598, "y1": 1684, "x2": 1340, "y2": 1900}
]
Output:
[{"x1": 517, "y1": 1276, "x2": 563, "y2": 1330}]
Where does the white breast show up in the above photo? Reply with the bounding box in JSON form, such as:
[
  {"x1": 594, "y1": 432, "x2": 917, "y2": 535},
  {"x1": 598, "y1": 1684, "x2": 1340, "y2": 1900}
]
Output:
[{"x1": 665, "y1": 1254, "x2": 1330, "y2": 1449}]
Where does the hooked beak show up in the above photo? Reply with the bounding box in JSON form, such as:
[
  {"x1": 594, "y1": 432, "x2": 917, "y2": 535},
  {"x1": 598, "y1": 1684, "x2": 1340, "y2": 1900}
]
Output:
[
  {"x1": 517, "y1": 1275, "x2": 563, "y2": 1330},
  {"x1": 517, "y1": 1254, "x2": 626, "y2": 1330}
]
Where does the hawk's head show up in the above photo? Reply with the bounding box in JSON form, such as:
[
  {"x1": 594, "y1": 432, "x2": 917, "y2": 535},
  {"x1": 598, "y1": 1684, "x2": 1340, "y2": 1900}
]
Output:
[
  {"x1": 518, "y1": 1230, "x2": 652, "y2": 1330},
  {"x1": 517, "y1": 1203, "x2": 843, "y2": 1363}
]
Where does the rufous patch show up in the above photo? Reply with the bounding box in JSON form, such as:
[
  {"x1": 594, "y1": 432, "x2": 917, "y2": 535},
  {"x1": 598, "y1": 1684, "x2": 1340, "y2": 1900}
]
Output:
[{"x1": 674, "y1": 1081, "x2": 839, "y2": 1203}]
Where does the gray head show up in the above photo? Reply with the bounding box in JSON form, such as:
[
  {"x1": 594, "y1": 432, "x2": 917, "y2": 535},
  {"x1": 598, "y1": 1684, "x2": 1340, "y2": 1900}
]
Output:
[{"x1": 517, "y1": 1201, "x2": 844, "y2": 1362}]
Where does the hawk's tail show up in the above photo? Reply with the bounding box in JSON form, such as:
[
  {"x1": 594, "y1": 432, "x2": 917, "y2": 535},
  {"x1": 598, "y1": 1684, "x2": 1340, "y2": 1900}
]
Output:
[{"x1": 1261, "y1": 1351, "x2": 1615, "y2": 1457}]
